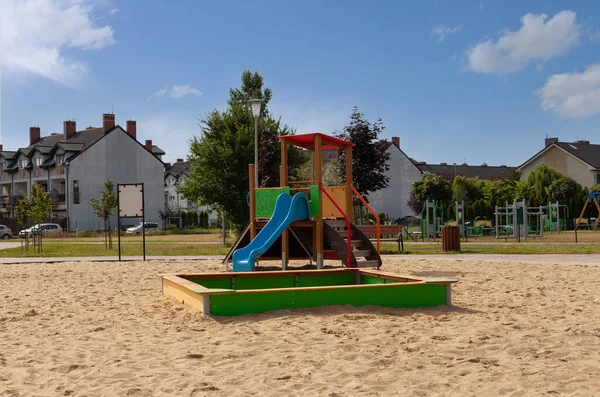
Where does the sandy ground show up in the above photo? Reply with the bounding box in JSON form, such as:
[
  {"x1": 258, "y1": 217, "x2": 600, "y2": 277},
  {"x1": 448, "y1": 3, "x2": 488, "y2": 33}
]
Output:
[{"x1": 1, "y1": 258, "x2": 600, "y2": 397}]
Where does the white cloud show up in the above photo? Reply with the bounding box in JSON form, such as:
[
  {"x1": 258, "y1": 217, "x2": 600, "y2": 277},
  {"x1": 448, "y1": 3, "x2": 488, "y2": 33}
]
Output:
[
  {"x1": 466, "y1": 10, "x2": 580, "y2": 74},
  {"x1": 536, "y1": 64, "x2": 545, "y2": 72},
  {"x1": 480, "y1": 2, "x2": 484, "y2": 10},
  {"x1": 151, "y1": 84, "x2": 202, "y2": 99},
  {"x1": 109, "y1": 8, "x2": 118, "y2": 15},
  {"x1": 536, "y1": 64, "x2": 600, "y2": 118},
  {"x1": 431, "y1": 25, "x2": 463, "y2": 42},
  {"x1": 0, "y1": 0, "x2": 115, "y2": 86}
]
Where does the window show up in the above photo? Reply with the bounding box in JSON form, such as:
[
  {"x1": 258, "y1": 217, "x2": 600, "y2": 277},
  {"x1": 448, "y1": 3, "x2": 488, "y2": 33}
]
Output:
[
  {"x1": 597, "y1": 171, "x2": 600, "y2": 185},
  {"x1": 169, "y1": 195, "x2": 175, "y2": 201},
  {"x1": 73, "y1": 180, "x2": 80, "y2": 204},
  {"x1": 56, "y1": 154, "x2": 64, "y2": 165},
  {"x1": 20, "y1": 159, "x2": 28, "y2": 168},
  {"x1": 35, "y1": 157, "x2": 43, "y2": 167}
]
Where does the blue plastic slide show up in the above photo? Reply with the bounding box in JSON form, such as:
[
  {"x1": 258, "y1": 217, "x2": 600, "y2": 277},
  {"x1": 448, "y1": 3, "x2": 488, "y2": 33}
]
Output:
[{"x1": 233, "y1": 192, "x2": 311, "y2": 272}]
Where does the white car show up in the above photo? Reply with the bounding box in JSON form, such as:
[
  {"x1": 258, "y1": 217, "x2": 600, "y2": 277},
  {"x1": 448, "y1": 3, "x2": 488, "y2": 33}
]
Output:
[
  {"x1": 19, "y1": 223, "x2": 63, "y2": 238},
  {"x1": 125, "y1": 222, "x2": 159, "y2": 235}
]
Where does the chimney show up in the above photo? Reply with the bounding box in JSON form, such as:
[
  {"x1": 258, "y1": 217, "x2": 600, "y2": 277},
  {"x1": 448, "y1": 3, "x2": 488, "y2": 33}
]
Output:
[
  {"x1": 0, "y1": 144, "x2": 3, "y2": 152},
  {"x1": 145, "y1": 139, "x2": 153, "y2": 151},
  {"x1": 545, "y1": 137, "x2": 558, "y2": 147},
  {"x1": 481, "y1": 163, "x2": 488, "y2": 167},
  {"x1": 165, "y1": 162, "x2": 171, "y2": 169},
  {"x1": 391, "y1": 136, "x2": 400, "y2": 149},
  {"x1": 30, "y1": 127, "x2": 41, "y2": 145},
  {"x1": 126, "y1": 120, "x2": 137, "y2": 140},
  {"x1": 103, "y1": 113, "x2": 115, "y2": 133},
  {"x1": 176, "y1": 158, "x2": 184, "y2": 163},
  {"x1": 440, "y1": 162, "x2": 447, "y2": 166},
  {"x1": 63, "y1": 120, "x2": 76, "y2": 140}
]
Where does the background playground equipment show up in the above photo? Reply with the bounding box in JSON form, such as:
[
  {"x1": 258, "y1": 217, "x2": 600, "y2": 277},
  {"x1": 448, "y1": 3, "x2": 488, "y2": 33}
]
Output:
[
  {"x1": 576, "y1": 192, "x2": 600, "y2": 230},
  {"x1": 545, "y1": 201, "x2": 569, "y2": 233},
  {"x1": 420, "y1": 199, "x2": 444, "y2": 240},
  {"x1": 445, "y1": 202, "x2": 492, "y2": 239},
  {"x1": 226, "y1": 133, "x2": 382, "y2": 272},
  {"x1": 495, "y1": 199, "x2": 545, "y2": 241},
  {"x1": 161, "y1": 269, "x2": 457, "y2": 316}
]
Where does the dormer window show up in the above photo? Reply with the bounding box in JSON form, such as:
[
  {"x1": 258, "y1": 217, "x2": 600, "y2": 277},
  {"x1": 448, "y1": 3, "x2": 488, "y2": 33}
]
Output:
[
  {"x1": 35, "y1": 157, "x2": 43, "y2": 167},
  {"x1": 20, "y1": 159, "x2": 28, "y2": 168},
  {"x1": 56, "y1": 154, "x2": 65, "y2": 165}
]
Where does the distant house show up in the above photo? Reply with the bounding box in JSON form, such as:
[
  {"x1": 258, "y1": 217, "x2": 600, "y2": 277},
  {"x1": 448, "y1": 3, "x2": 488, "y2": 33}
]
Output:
[
  {"x1": 164, "y1": 159, "x2": 217, "y2": 226},
  {"x1": 518, "y1": 137, "x2": 600, "y2": 188},
  {"x1": 0, "y1": 114, "x2": 165, "y2": 231},
  {"x1": 369, "y1": 136, "x2": 515, "y2": 221}
]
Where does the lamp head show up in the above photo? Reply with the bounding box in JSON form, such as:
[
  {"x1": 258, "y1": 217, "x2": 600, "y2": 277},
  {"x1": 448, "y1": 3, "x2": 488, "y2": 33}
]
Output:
[{"x1": 248, "y1": 99, "x2": 264, "y2": 118}]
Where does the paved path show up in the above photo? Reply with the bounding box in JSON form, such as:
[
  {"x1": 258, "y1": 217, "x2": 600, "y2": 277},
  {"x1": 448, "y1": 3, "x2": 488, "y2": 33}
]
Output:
[
  {"x1": 1, "y1": 254, "x2": 599, "y2": 266},
  {"x1": 0, "y1": 242, "x2": 21, "y2": 251}
]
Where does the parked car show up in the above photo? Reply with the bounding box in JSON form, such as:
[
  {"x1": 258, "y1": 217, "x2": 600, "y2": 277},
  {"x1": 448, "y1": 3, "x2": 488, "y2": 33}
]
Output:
[
  {"x1": 396, "y1": 215, "x2": 420, "y2": 225},
  {"x1": 19, "y1": 223, "x2": 64, "y2": 238},
  {"x1": 125, "y1": 222, "x2": 159, "y2": 235},
  {"x1": 0, "y1": 225, "x2": 12, "y2": 239}
]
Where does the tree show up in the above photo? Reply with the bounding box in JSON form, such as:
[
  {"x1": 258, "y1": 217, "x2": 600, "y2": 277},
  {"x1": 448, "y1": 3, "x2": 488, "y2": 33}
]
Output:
[
  {"x1": 29, "y1": 184, "x2": 52, "y2": 253},
  {"x1": 337, "y1": 107, "x2": 390, "y2": 197},
  {"x1": 407, "y1": 174, "x2": 453, "y2": 215},
  {"x1": 90, "y1": 180, "x2": 118, "y2": 250},
  {"x1": 179, "y1": 70, "x2": 304, "y2": 232},
  {"x1": 517, "y1": 164, "x2": 566, "y2": 206},
  {"x1": 452, "y1": 176, "x2": 485, "y2": 206},
  {"x1": 15, "y1": 191, "x2": 32, "y2": 251}
]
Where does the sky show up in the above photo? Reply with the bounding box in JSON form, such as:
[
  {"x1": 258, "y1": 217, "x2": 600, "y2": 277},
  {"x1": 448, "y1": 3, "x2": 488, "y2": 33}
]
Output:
[{"x1": 1, "y1": 0, "x2": 600, "y2": 167}]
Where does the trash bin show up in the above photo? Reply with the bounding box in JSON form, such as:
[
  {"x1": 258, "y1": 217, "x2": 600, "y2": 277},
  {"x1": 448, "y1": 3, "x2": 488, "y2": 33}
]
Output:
[{"x1": 442, "y1": 226, "x2": 460, "y2": 252}]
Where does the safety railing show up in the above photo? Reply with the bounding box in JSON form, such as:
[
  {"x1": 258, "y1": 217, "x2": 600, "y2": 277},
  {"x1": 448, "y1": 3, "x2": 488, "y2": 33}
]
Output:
[
  {"x1": 319, "y1": 182, "x2": 353, "y2": 267},
  {"x1": 350, "y1": 184, "x2": 380, "y2": 254}
]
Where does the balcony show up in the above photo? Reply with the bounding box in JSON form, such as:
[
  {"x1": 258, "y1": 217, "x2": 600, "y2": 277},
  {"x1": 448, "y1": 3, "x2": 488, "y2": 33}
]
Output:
[
  {"x1": 50, "y1": 192, "x2": 66, "y2": 205},
  {"x1": 0, "y1": 195, "x2": 24, "y2": 207}
]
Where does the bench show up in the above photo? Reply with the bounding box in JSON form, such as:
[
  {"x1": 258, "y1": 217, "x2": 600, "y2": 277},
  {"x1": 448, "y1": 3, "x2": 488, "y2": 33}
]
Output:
[{"x1": 357, "y1": 224, "x2": 404, "y2": 252}]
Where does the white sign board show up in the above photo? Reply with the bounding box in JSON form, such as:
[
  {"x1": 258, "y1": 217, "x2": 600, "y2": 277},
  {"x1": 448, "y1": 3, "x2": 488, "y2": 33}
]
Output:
[{"x1": 118, "y1": 184, "x2": 144, "y2": 218}]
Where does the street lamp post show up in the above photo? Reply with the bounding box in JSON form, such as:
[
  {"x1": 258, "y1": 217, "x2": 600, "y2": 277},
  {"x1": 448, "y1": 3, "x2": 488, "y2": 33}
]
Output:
[{"x1": 249, "y1": 99, "x2": 264, "y2": 187}]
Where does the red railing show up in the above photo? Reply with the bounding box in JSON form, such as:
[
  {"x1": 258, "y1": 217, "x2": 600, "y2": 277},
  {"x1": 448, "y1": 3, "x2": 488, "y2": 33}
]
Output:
[
  {"x1": 350, "y1": 184, "x2": 380, "y2": 254},
  {"x1": 319, "y1": 183, "x2": 353, "y2": 267}
]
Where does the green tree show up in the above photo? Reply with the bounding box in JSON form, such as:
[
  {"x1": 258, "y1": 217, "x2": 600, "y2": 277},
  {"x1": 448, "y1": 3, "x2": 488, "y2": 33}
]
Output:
[
  {"x1": 337, "y1": 107, "x2": 390, "y2": 197},
  {"x1": 452, "y1": 176, "x2": 485, "y2": 206},
  {"x1": 407, "y1": 174, "x2": 453, "y2": 215},
  {"x1": 179, "y1": 70, "x2": 304, "y2": 232},
  {"x1": 517, "y1": 164, "x2": 565, "y2": 206},
  {"x1": 90, "y1": 180, "x2": 118, "y2": 250},
  {"x1": 30, "y1": 184, "x2": 52, "y2": 252},
  {"x1": 15, "y1": 191, "x2": 32, "y2": 251}
]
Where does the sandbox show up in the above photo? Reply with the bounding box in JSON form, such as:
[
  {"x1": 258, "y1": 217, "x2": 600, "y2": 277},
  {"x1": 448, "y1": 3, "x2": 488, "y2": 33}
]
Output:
[{"x1": 161, "y1": 269, "x2": 457, "y2": 316}]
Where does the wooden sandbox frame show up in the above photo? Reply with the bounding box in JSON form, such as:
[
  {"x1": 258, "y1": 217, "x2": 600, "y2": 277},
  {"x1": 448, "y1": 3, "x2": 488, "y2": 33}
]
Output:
[{"x1": 161, "y1": 269, "x2": 458, "y2": 316}]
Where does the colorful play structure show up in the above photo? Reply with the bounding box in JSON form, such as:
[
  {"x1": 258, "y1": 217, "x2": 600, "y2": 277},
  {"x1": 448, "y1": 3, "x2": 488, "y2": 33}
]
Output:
[
  {"x1": 226, "y1": 133, "x2": 382, "y2": 272},
  {"x1": 545, "y1": 201, "x2": 569, "y2": 232},
  {"x1": 495, "y1": 199, "x2": 544, "y2": 240}
]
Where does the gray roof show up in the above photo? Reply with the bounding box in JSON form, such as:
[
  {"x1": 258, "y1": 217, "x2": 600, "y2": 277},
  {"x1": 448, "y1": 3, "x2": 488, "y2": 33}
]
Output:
[
  {"x1": 416, "y1": 163, "x2": 515, "y2": 180},
  {"x1": 555, "y1": 141, "x2": 600, "y2": 168},
  {"x1": 0, "y1": 151, "x2": 17, "y2": 160},
  {"x1": 165, "y1": 161, "x2": 190, "y2": 178}
]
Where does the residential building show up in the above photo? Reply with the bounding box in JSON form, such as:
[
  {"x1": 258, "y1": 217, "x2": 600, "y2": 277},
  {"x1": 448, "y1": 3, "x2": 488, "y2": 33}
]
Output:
[
  {"x1": 0, "y1": 113, "x2": 165, "y2": 231},
  {"x1": 164, "y1": 159, "x2": 217, "y2": 226},
  {"x1": 368, "y1": 136, "x2": 515, "y2": 221},
  {"x1": 518, "y1": 137, "x2": 600, "y2": 188}
]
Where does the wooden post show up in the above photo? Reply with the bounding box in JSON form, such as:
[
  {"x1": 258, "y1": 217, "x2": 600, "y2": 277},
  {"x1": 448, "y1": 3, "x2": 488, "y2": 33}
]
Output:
[
  {"x1": 315, "y1": 134, "x2": 324, "y2": 269},
  {"x1": 280, "y1": 141, "x2": 289, "y2": 268},
  {"x1": 249, "y1": 164, "x2": 256, "y2": 240},
  {"x1": 345, "y1": 145, "x2": 353, "y2": 223}
]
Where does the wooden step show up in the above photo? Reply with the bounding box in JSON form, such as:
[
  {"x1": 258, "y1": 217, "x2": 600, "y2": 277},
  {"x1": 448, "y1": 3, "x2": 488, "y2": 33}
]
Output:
[
  {"x1": 337, "y1": 230, "x2": 355, "y2": 238},
  {"x1": 354, "y1": 259, "x2": 380, "y2": 268},
  {"x1": 344, "y1": 239, "x2": 363, "y2": 247},
  {"x1": 325, "y1": 219, "x2": 348, "y2": 228},
  {"x1": 354, "y1": 249, "x2": 371, "y2": 258}
]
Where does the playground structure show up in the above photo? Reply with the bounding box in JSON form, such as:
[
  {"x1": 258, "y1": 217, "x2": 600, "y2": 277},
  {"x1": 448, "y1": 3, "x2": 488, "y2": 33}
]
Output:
[
  {"x1": 495, "y1": 199, "x2": 545, "y2": 240},
  {"x1": 161, "y1": 268, "x2": 457, "y2": 316},
  {"x1": 420, "y1": 199, "x2": 444, "y2": 240},
  {"x1": 576, "y1": 192, "x2": 600, "y2": 230},
  {"x1": 445, "y1": 202, "x2": 492, "y2": 239},
  {"x1": 545, "y1": 201, "x2": 569, "y2": 233},
  {"x1": 226, "y1": 133, "x2": 382, "y2": 272}
]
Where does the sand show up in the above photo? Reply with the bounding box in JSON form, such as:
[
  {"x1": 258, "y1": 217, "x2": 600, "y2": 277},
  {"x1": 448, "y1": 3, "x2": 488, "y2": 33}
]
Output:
[{"x1": 1, "y1": 258, "x2": 600, "y2": 396}]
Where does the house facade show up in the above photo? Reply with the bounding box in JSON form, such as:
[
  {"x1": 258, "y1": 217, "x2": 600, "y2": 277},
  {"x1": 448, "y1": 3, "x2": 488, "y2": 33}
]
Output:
[
  {"x1": 518, "y1": 137, "x2": 600, "y2": 188},
  {"x1": 164, "y1": 159, "x2": 217, "y2": 226},
  {"x1": 0, "y1": 113, "x2": 165, "y2": 231},
  {"x1": 369, "y1": 136, "x2": 515, "y2": 221}
]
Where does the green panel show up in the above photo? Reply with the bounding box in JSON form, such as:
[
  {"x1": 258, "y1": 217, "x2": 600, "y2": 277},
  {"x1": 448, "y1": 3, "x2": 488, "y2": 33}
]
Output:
[
  {"x1": 255, "y1": 187, "x2": 291, "y2": 218},
  {"x1": 210, "y1": 283, "x2": 447, "y2": 316},
  {"x1": 360, "y1": 275, "x2": 402, "y2": 285},
  {"x1": 187, "y1": 277, "x2": 232, "y2": 290},
  {"x1": 296, "y1": 272, "x2": 357, "y2": 288},
  {"x1": 234, "y1": 275, "x2": 295, "y2": 290},
  {"x1": 309, "y1": 185, "x2": 320, "y2": 218}
]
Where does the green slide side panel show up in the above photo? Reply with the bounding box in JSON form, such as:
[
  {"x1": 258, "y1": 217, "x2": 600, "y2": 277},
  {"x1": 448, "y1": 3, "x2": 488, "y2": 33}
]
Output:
[
  {"x1": 360, "y1": 275, "x2": 402, "y2": 285},
  {"x1": 256, "y1": 187, "x2": 291, "y2": 218},
  {"x1": 209, "y1": 283, "x2": 447, "y2": 316},
  {"x1": 310, "y1": 185, "x2": 320, "y2": 218}
]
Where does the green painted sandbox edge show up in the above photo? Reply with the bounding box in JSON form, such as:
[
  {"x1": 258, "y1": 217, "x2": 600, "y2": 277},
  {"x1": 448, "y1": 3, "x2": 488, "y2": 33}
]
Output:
[{"x1": 209, "y1": 283, "x2": 448, "y2": 316}]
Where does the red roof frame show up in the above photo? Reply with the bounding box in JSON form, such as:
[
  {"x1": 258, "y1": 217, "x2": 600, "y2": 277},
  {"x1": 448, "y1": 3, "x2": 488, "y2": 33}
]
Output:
[{"x1": 279, "y1": 132, "x2": 355, "y2": 151}]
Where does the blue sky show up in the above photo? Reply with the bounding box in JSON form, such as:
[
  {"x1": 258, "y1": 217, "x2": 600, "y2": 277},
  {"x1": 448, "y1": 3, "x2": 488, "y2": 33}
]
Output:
[{"x1": 2, "y1": 0, "x2": 600, "y2": 166}]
